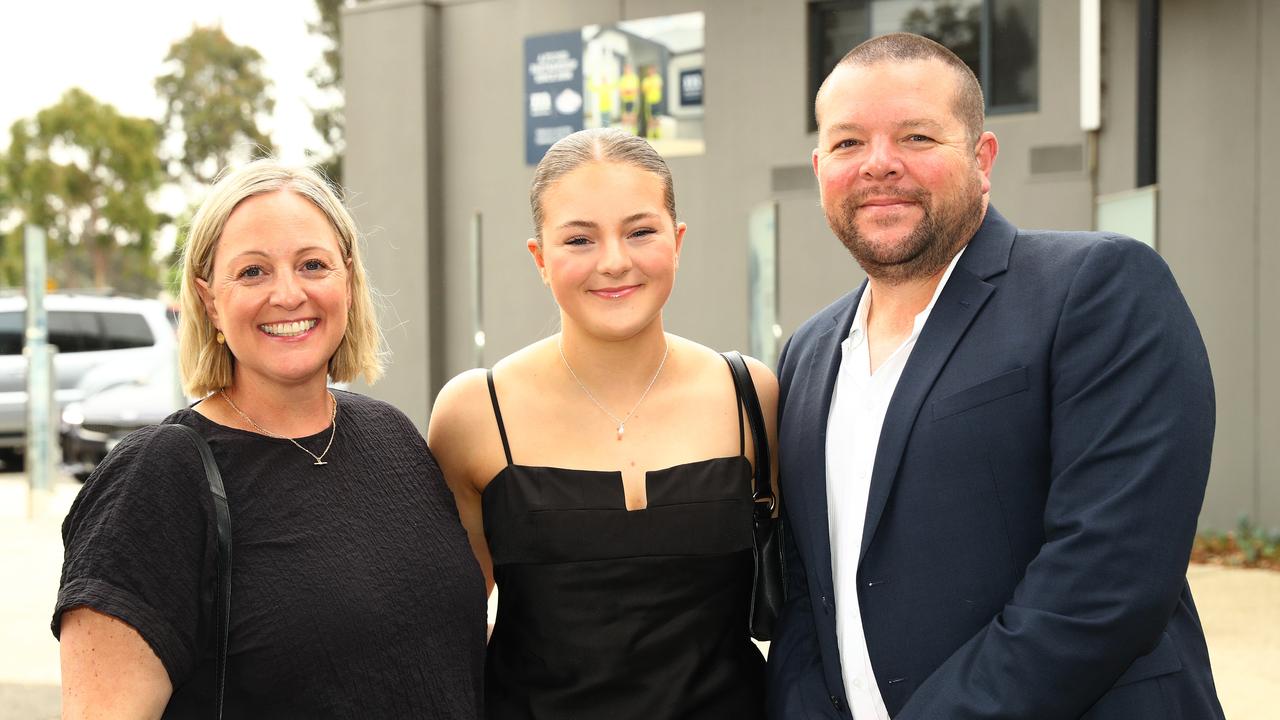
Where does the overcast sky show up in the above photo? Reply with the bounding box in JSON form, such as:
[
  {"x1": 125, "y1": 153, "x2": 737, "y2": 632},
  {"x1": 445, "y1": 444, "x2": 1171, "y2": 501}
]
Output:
[{"x1": 0, "y1": 0, "x2": 328, "y2": 164}]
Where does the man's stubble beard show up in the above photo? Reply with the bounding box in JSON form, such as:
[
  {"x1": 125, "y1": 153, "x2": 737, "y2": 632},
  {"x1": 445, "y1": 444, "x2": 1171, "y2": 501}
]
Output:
[{"x1": 827, "y1": 175, "x2": 985, "y2": 286}]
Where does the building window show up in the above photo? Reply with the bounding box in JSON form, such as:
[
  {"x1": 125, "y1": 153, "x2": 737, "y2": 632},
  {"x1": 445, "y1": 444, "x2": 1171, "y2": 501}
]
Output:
[{"x1": 808, "y1": 0, "x2": 1038, "y2": 130}]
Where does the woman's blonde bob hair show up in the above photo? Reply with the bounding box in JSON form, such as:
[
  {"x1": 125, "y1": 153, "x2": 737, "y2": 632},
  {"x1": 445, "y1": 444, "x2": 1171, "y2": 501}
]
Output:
[{"x1": 178, "y1": 159, "x2": 385, "y2": 397}]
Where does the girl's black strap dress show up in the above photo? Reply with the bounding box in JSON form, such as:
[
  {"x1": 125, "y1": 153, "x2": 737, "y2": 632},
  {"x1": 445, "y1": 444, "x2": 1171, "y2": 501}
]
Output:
[{"x1": 482, "y1": 369, "x2": 766, "y2": 719}]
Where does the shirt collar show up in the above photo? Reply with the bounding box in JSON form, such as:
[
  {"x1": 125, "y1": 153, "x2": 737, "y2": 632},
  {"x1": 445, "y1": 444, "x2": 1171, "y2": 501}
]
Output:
[{"x1": 845, "y1": 244, "x2": 968, "y2": 350}]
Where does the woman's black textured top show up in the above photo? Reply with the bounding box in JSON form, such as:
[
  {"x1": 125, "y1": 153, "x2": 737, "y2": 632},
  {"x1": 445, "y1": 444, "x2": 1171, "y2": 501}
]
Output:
[{"x1": 54, "y1": 390, "x2": 486, "y2": 719}]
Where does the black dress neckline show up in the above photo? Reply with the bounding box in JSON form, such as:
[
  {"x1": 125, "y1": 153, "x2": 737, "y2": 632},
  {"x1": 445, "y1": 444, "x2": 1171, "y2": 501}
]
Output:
[{"x1": 483, "y1": 454, "x2": 749, "y2": 512}]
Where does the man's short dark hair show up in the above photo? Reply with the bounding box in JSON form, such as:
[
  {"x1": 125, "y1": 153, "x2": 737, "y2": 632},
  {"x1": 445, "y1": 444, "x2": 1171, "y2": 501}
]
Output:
[{"x1": 820, "y1": 32, "x2": 985, "y2": 144}]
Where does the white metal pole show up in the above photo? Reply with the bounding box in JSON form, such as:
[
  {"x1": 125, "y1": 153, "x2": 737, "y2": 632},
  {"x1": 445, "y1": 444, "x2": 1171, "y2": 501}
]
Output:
[
  {"x1": 24, "y1": 225, "x2": 55, "y2": 518},
  {"x1": 1080, "y1": 0, "x2": 1102, "y2": 131}
]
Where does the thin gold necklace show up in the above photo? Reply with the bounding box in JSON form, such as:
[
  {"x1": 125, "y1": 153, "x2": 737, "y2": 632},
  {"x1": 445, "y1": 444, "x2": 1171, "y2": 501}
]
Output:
[
  {"x1": 558, "y1": 340, "x2": 670, "y2": 440},
  {"x1": 219, "y1": 389, "x2": 337, "y2": 466}
]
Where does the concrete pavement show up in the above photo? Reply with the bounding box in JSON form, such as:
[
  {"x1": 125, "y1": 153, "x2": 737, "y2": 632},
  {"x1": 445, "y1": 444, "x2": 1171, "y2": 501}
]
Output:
[
  {"x1": 1187, "y1": 563, "x2": 1280, "y2": 719},
  {"x1": 3, "y1": 473, "x2": 1276, "y2": 719},
  {"x1": 1, "y1": 472, "x2": 78, "y2": 720}
]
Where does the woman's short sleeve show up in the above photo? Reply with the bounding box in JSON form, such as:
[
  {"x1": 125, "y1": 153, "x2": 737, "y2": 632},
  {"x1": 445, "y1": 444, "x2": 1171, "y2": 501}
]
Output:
[{"x1": 52, "y1": 423, "x2": 217, "y2": 687}]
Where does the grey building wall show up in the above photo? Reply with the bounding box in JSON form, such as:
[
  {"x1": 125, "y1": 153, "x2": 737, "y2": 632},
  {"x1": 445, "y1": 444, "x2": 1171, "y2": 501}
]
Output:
[
  {"x1": 344, "y1": 0, "x2": 444, "y2": 428},
  {"x1": 1096, "y1": 0, "x2": 1138, "y2": 197},
  {"x1": 983, "y1": 0, "x2": 1093, "y2": 233},
  {"x1": 343, "y1": 0, "x2": 1277, "y2": 529},
  {"x1": 1261, "y1": 0, "x2": 1280, "y2": 529},
  {"x1": 1155, "y1": 0, "x2": 1275, "y2": 529}
]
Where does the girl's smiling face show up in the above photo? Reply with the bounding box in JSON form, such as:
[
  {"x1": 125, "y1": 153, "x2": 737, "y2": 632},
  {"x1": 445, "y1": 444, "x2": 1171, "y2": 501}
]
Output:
[{"x1": 529, "y1": 161, "x2": 685, "y2": 341}]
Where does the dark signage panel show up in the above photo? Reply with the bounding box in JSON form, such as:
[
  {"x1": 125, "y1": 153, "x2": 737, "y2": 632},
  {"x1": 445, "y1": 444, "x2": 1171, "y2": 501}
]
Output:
[
  {"x1": 524, "y1": 31, "x2": 585, "y2": 165},
  {"x1": 679, "y1": 69, "x2": 704, "y2": 107}
]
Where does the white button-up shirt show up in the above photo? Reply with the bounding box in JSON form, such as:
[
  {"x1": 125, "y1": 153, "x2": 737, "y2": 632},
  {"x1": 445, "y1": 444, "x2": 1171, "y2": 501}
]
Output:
[{"x1": 825, "y1": 249, "x2": 965, "y2": 718}]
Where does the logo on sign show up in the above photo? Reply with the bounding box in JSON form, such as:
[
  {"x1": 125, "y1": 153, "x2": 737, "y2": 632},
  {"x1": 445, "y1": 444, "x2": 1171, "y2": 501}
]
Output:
[{"x1": 529, "y1": 92, "x2": 552, "y2": 117}]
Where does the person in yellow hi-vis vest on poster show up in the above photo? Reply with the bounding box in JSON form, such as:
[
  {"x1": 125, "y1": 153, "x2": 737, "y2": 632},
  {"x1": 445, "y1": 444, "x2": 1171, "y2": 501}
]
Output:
[
  {"x1": 588, "y1": 69, "x2": 618, "y2": 128},
  {"x1": 641, "y1": 65, "x2": 664, "y2": 139},
  {"x1": 618, "y1": 63, "x2": 639, "y2": 134}
]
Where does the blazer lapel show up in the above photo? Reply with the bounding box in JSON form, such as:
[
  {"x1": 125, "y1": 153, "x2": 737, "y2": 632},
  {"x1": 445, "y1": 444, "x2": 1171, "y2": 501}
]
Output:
[
  {"x1": 797, "y1": 283, "x2": 864, "y2": 583},
  {"x1": 858, "y1": 208, "x2": 1016, "y2": 562}
]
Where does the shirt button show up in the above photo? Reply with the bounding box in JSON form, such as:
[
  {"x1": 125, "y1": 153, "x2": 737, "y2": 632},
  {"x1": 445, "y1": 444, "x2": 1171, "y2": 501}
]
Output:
[{"x1": 853, "y1": 677, "x2": 864, "y2": 690}]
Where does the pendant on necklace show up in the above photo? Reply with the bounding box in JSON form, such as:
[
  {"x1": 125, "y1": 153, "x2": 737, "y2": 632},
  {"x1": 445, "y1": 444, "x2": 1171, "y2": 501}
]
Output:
[
  {"x1": 616, "y1": 424, "x2": 625, "y2": 440},
  {"x1": 314, "y1": 460, "x2": 328, "y2": 466}
]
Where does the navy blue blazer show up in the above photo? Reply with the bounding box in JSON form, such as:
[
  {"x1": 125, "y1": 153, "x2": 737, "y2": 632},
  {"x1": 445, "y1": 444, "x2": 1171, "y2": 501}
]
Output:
[{"x1": 766, "y1": 208, "x2": 1224, "y2": 719}]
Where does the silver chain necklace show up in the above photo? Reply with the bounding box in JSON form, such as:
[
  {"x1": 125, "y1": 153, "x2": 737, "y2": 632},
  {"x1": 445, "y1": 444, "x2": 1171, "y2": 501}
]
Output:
[
  {"x1": 558, "y1": 340, "x2": 670, "y2": 440},
  {"x1": 219, "y1": 389, "x2": 337, "y2": 466}
]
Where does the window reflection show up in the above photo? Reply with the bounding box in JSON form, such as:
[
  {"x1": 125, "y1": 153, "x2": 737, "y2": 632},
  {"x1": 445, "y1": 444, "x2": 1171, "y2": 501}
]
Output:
[
  {"x1": 990, "y1": 0, "x2": 1038, "y2": 109},
  {"x1": 899, "y1": 0, "x2": 983, "y2": 76},
  {"x1": 808, "y1": 0, "x2": 1039, "y2": 128}
]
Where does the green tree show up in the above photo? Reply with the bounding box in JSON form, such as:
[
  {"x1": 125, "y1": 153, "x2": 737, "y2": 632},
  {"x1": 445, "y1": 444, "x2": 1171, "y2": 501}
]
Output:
[
  {"x1": 3, "y1": 89, "x2": 166, "y2": 291},
  {"x1": 156, "y1": 26, "x2": 275, "y2": 185},
  {"x1": 0, "y1": 148, "x2": 8, "y2": 213},
  {"x1": 0, "y1": 148, "x2": 17, "y2": 287},
  {"x1": 0, "y1": 230, "x2": 20, "y2": 288},
  {"x1": 309, "y1": 0, "x2": 372, "y2": 184},
  {"x1": 164, "y1": 200, "x2": 201, "y2": 297}
]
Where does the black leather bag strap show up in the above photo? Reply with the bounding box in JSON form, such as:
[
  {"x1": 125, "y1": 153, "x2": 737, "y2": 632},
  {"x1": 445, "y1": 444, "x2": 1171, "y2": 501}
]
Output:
[
  {"x1": 166, "y1": 423, "x2": 231, "y2": 720},
  {"x1": 721, "y1": 351, "x2": 773, "y2": 508}
]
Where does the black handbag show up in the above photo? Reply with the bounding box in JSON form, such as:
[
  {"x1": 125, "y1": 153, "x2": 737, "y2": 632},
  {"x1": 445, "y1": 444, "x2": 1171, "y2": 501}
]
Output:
[
  {"x1": 167, "y1": 424, "x2": 232, "y2": 719},
  {"x1": 721, "y1": 351, "x2": 786, "y2": 641}
]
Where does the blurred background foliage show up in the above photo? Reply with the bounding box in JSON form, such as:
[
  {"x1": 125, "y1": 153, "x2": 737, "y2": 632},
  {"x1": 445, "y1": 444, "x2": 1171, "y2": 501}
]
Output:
[
  {"x1": 156, "y1": 26, "x2": 275, "y2": 187},
  {"x1": 1194, "y1": 518, "x2": 1280, "y2": 571},
  {"x1": 1, "y1": 1, "x2": 363, "y2": 295},
  {"x1": 2, "y1": 89, "x2": 163, "y2": 291}
]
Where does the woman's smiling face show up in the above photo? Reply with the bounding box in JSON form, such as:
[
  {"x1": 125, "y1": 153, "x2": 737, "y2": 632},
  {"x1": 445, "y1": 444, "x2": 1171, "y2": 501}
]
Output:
[
  {"x1": 198, "y1": 189, "x2": 351, "y2": 391},
  {"x1": 529, "y1": 160, "x2": 685, "y2": 341}
]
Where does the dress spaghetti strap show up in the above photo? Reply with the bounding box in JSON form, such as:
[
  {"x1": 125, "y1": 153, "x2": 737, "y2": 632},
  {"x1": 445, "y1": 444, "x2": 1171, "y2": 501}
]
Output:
[
  {"x1": 734, "y1": 368, "x2": 746, "y2": 457},
  {"x1": 486, "y1": 369, "x2": 514, "y2": 466}
]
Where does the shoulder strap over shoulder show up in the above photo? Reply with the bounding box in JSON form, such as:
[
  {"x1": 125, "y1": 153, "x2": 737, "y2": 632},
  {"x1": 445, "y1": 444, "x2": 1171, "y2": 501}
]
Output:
[
  {"x1": 165, "y1": 423, "x2": 231, "y2": 720},
  {"x1": 720, "y1": 352, "x2": 773, "y2": 508},
  {"x1": 486, "y1": 369, "x2": 514, "y2": 466}
]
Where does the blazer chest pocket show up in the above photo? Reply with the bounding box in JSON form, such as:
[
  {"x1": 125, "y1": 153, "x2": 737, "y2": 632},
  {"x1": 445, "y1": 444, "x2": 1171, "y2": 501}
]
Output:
[{"x1": 932, "y1": 366, "x2": 1029, "y2": 421}]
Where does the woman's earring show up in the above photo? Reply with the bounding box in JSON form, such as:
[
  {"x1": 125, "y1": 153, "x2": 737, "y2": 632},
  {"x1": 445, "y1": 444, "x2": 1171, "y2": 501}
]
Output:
[{"x1": 216, "y1": 331, "x2": 225, "y2": 345}]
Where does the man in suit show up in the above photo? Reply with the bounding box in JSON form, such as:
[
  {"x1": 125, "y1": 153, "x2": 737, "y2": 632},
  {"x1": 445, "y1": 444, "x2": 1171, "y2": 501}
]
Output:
[{"x1": 766, "y1": 33, "x2": 1223, "y2": 719}]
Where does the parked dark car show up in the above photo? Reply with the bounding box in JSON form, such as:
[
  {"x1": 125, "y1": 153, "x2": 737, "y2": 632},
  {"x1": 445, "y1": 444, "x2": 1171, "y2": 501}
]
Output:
[{"x1": 61, "y1": 351, "x2": 185, "y2": 480}]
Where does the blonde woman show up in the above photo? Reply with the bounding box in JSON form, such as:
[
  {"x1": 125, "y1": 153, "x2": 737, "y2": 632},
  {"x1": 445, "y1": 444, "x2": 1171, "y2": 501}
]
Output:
[
  {"x1": 430, "y1": 129, "x2": 778, "y2": 718},
  {"x1": 54, "y1": 160, "x2": 485, "y2": 718}
]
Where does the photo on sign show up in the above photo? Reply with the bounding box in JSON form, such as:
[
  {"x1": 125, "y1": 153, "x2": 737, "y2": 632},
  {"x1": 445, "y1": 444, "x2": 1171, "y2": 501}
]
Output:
[
  {"x1": 582, "y1": 12, "x2": 704, "y2": 157},
  {"x1": 524, "y1": 12, "x2": 704, "y2": 164}
]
